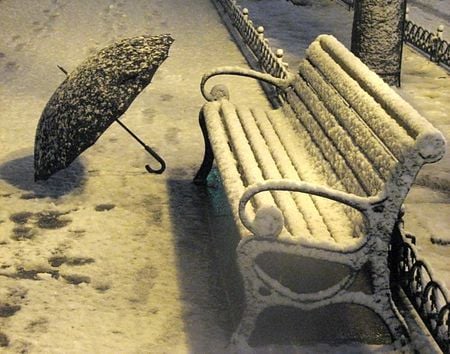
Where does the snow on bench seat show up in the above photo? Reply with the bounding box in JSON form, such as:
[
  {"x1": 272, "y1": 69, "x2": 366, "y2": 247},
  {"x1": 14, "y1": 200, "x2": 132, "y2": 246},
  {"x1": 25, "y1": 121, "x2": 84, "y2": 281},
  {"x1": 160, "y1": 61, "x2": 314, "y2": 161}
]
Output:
[
  {"x1": 204, "y1": 99, "x2": 353, "y2": 245},
  {"x1": 194, "y1": 35, "x2": 446, "y2": 348}
]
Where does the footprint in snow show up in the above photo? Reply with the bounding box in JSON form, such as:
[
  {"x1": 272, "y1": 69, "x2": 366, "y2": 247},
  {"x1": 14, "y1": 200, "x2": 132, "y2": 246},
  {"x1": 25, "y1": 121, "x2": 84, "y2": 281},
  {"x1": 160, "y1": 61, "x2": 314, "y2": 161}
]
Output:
[
  {"x1": 9, "y1": 210, "x2": 72, "y2": 230},
  {"x1": 0, "y1": 332, "x2": 8, "y2": 347},
  {"x1": 9, "y1": 210, "x2": 73, "y2": 240},
  {"x1": 0, "y1": 304, "x2": 21, "y2": 318},
  {"x1": 95, "y1": 203, "x2": 115, "y2": 212},
  {"x1": 160, "y1": 93, "x2": 173, "y2": 102},
  {"x1": 61, "y1": 274, "x2": 91, "y2": 285},
  {"x1": 48, "y1": 255, "x2": 95, "y2": 267},
  {"x1": 11, "y1": 226, "x2": 36, "y2": 241}
]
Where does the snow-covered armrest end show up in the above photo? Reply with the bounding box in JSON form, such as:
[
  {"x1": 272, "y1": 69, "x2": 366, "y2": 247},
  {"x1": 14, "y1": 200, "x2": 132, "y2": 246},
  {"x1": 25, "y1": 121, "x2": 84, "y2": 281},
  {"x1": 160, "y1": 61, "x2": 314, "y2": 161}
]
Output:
[
  {"x1": 416, "y1": 131, "x2": 446, "y2": 163},
  {"x1": 238, "y1": 179, "x2": 386, "y2": 238},
  {"x1": 200, "y1": 66, "x2": 295, "y2": 101},
  {"x1": 249, "y1": 205, "x2": 284, "y2": 238}
]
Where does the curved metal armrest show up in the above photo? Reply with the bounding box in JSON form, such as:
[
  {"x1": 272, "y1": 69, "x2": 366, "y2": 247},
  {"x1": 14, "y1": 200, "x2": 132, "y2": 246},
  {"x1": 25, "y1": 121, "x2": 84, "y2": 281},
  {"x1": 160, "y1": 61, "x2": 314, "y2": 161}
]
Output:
[
  {"x1": 200, "y1": 66, "x2": 295, "y2": 101},
  {"x1": 239, "y1": 179, "x2": 387, "y2": 236}
]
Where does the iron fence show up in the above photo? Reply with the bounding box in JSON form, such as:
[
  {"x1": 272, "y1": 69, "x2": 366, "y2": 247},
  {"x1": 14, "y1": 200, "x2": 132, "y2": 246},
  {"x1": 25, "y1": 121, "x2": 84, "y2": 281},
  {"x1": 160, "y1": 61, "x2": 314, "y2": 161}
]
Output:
[
  {"x1": 331, "y1": 1, "x2": 450, "y2": 69},
  {"x1": 404, "y1": 20, "x2": 450, "y2": 68},
  {"x1": 391, "y1": 217, "x2": 450, "y2": 353},
  {"x1": 216, "y1": 0, "x2": 290, "y2": 79}
]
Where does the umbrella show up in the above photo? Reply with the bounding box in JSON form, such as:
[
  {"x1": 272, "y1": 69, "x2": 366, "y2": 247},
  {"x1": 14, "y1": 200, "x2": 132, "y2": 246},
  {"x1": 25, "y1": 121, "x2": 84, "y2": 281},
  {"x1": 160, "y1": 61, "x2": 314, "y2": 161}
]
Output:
[{"x1": 34, "y1": 33, "x2": 174, "y2": 181}]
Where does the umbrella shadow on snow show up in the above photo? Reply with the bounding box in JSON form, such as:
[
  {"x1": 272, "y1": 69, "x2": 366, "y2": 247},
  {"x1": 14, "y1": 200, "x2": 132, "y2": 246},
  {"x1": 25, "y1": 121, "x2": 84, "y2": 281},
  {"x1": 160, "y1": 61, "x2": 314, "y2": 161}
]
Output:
[{"x1": 0, "y1": 153, "x2": 86, "y2": 198}]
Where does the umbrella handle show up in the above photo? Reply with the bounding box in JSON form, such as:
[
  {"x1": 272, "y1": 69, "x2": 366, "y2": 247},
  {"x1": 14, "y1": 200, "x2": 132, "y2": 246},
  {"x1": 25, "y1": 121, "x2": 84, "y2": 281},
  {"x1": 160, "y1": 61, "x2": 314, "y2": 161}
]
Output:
[{"x1": 144, "y1": 145, "x2": 166, "y2": 174}]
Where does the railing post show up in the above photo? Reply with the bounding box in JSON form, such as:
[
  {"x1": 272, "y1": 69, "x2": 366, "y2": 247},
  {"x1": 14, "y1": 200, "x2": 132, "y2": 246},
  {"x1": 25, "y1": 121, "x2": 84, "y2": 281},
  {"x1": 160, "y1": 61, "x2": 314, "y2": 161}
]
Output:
[
  {"x1": 430, "y1": 25, "x2": 444, "y2": 62},
  {"x1": 437, "y1": 25, "x2": 444, "y2": 40},
  {"x1": 257, "y1": 26, "x2": 264, "y2": 41},
  {"x1": 242, "y1": 7, "x2": 249, "y2": 21},
  {"x1": 276, "y1": 49, "x2": 288, "y2": 77},
  {"x1": 256, "y1": 26, "x2": 265, "y2": 62}
]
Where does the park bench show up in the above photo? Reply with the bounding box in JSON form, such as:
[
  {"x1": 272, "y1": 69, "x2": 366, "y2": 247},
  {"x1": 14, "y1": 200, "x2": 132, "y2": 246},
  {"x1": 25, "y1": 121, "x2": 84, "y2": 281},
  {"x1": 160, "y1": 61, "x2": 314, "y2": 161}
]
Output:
[{"x1": 194, "y1": 34, "x2": 446, "y2": 346}]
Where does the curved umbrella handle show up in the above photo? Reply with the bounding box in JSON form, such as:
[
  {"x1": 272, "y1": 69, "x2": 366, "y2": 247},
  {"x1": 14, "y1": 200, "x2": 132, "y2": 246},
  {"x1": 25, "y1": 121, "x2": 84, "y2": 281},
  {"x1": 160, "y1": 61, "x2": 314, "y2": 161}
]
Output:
[
  {"x1": 114, "y1": 119, "x2": 166, "y2": 175},
  {"x1": 144, "y1": 145, "x2": 166, "y2": 174}
]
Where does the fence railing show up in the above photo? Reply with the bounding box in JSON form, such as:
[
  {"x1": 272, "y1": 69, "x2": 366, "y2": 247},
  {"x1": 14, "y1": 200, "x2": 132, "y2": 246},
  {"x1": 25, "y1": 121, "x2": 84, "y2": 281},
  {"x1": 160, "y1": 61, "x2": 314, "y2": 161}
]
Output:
[
  {"x1": 216, "y1": 0, "x2": 290, "y2": 80},
  {"x1": 219, "y1": 0, "x2": 450, "y2": 73},
  {"x1": 404, "y1": 12, "x2": 450, "y2": 68},
  {"x1": 391, "y1": 217, "x2": 450, "y2": 354},
  {"x1": 320, "y1": 0, "x2": 450, "y2": 69}
]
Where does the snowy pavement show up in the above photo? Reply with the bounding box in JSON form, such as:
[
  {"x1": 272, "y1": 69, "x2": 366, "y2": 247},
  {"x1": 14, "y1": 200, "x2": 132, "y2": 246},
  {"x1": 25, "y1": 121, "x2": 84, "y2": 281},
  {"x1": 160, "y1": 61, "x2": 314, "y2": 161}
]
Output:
[
  {"x1": 0, "y1": 0, "x2": 448, "y2": 353},
  {"x1": 0, "y1": 0, "x2": 269, "y2": 352}
]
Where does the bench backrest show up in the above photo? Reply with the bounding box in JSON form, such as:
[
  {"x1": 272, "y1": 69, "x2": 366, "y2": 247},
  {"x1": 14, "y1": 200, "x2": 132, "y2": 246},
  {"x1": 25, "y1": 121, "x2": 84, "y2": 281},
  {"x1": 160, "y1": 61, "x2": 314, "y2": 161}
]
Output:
[{"x1": 282, "y1": 35, "x2": 445, "y2": 212}]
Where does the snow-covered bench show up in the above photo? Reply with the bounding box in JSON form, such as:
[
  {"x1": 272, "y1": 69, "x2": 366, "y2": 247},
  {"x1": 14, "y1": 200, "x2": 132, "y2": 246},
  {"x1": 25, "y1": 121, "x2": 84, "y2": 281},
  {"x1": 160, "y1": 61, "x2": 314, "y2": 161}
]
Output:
[{"x1": 194, "y1": 35, "x2": 446, "y2": 346}]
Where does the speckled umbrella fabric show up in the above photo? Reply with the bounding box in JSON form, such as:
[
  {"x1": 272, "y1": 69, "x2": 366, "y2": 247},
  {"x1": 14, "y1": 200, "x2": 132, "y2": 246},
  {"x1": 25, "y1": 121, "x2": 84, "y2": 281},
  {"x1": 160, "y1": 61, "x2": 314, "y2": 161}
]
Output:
[{"x1": 34, "y1": 34, "x2": 174, "y2": 181}]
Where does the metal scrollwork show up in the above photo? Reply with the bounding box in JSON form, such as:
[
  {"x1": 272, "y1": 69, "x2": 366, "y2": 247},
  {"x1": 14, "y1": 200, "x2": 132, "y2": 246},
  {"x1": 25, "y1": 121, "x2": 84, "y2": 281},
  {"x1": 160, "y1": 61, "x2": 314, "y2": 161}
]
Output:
[
  {"x1": 391, "y1": 225, "x2": 450, "y2": 353},
  {"x1": 404, "y1": 20, "x2": 450, "y2": 67}
]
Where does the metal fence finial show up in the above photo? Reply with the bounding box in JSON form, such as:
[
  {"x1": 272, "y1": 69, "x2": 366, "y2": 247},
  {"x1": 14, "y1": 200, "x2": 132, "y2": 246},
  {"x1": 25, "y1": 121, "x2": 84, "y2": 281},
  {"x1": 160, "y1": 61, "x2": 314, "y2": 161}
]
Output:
[{"x1": 437, "y1": 25, "x2": 444, "y2": 40}]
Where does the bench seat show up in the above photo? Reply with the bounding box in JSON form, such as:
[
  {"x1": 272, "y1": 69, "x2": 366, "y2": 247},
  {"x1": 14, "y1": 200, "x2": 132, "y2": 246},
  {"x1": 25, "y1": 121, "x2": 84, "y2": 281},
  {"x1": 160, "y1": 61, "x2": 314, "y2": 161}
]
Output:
[{"x1": 203, "y1": 99, "x2": 358, "y2": 247}]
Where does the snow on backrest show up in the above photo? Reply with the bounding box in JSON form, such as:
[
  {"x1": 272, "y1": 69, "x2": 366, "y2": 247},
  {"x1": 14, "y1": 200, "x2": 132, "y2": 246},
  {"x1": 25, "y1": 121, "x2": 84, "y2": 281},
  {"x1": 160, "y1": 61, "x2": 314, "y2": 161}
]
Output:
[
  {"x1": 315, "y1": 35, "x2": 446, "y2": 165},
  {"x1": 283, "y1": 34, "x2": 445, "y2": 203}
]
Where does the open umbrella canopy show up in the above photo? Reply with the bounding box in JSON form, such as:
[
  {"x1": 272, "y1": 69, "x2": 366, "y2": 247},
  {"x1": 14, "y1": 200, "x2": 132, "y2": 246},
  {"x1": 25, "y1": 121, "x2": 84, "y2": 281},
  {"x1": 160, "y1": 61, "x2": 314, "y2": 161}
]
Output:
[{"x1": 34, "y1": 33, "x2": 174, "y2": 181}]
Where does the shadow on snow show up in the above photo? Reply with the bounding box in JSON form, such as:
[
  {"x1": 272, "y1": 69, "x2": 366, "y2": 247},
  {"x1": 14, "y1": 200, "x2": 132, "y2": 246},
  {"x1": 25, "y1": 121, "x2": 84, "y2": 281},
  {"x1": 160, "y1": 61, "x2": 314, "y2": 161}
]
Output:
[{"x1": 0, "y1": 153, "x2": 86, "y2": 198}]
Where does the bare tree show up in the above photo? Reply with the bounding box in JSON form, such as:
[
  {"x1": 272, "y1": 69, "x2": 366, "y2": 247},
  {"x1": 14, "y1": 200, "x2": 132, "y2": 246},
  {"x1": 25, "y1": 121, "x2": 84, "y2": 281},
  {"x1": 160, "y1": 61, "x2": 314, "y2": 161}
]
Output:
[{"x1": 351, "y1": 0, "x2": 407, "y2": 86}]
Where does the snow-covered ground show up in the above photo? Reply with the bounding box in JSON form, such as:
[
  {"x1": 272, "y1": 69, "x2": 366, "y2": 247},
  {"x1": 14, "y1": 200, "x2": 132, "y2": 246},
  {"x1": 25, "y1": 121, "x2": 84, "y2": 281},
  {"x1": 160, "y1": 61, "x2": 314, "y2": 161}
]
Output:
[{"x1": 0, "y1": 0, "x2": 448, "y2": 353}]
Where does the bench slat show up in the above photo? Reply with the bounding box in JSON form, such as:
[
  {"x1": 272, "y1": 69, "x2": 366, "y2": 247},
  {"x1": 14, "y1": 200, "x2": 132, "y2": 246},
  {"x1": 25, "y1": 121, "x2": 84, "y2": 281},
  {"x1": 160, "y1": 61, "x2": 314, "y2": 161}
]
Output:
[
  {"x1": 306, "y1": 40, "x2": 416, "y2": 162},
  {"x1": 236, "y1": 106, "x2": 313, "y2": 239},
  {"x1": 265, "y1": 109, "x2": 359, "y2": 244},
  {"x1": 251, "y1": 107, "x2": 332, "y2": 240},
  {"x1": 252, "y1": 109, "x2": 332, "y2": 238},
  {"x1": 285, "y1": 88, "x2": 368, "y2": 197},
  {"x1": 203, "y1": 102, "x2": 254, "y2": 236},
  {"x1": 281, "y1": 99, "x2": 367, "y2": 238},
  {"x1": 219, "y1": 101, "x2": 277, "y2": 210},
  {"x1": 290, "y1": 76, "x2": 384, "y2": 197},
  {"x1": 297, "y1": 60, "x2": 398, "y2": 183},
  {"x1": 318, "y1": 35, "x2": 443, "y2": 143}
]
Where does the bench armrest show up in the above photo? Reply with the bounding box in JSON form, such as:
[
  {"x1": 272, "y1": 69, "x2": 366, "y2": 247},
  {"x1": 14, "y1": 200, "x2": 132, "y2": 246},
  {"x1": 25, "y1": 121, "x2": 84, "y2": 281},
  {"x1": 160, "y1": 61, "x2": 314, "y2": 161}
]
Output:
[
  {"x1": 200, "y1": 66, "x2": 295, "y2": 101},
  {"x1": 239, "y1": 179, "x2": 387, "y2": 237}
]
